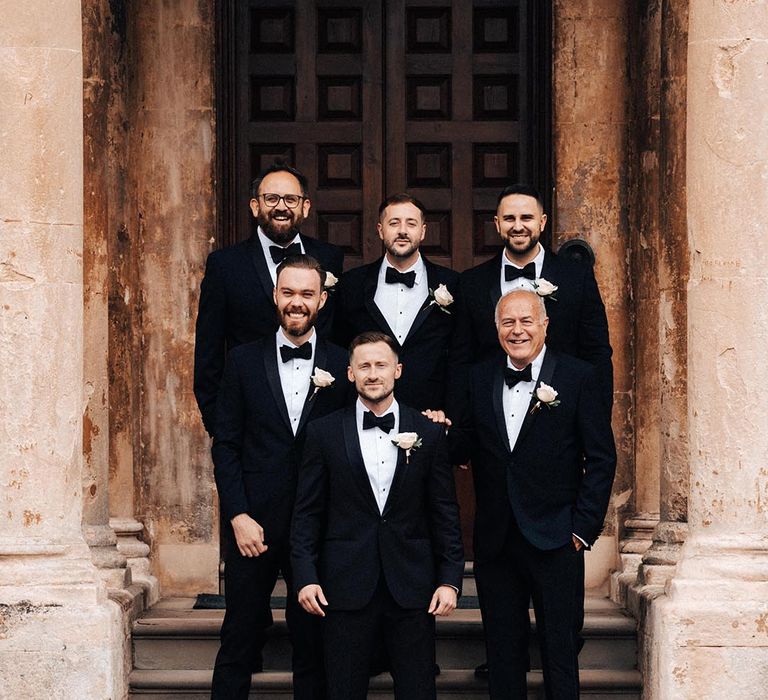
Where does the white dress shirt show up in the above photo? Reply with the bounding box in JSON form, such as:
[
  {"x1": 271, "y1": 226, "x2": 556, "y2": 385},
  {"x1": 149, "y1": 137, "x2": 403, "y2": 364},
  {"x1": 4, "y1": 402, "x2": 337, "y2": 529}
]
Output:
[
  {"x1": 276, "y1": 327, "x2": 316, "y2": 435},
  {"x1": 503, "y1": 345, "x2": 546, "y2": 452},
  {"x1": 258, "y1": 227, "x2": 305, "y2": 285},
  {"x1": 356, "y1": 398, "x2": 400, "y2": 513},
  {"x1": 374, "y1": 254, "x2": 428, "y2": 345},
  {"x1": 499, "y1": 243, "x2": 545, "y2": 296}
]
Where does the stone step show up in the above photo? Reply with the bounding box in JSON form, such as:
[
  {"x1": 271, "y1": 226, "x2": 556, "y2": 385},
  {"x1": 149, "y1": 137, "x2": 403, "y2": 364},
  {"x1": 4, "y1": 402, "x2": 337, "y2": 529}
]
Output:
[
  {"x1": 129, "y1": 668, "x2": 642, "y2": 699},
  {"x1": 132, "y1": 598, "x2": 637, "y2": 673},
  {"x1": 216, "y1": 562, "x2": 480, "y2": 600}
]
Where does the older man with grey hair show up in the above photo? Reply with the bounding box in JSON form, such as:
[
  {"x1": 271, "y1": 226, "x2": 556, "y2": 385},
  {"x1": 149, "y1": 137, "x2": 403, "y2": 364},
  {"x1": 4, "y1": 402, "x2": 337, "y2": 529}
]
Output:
[{"x1": 450, "y1": 288, "x2": 617, "y2": 699}]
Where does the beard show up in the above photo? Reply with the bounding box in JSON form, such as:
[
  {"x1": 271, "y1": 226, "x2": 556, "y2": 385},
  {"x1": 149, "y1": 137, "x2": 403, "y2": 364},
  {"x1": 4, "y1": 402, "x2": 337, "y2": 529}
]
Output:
[
  {"x1": 504, "y1": 231, "x2": 540, "y2": 258},
  {"x1": 385, "y1": 236, "x2": 419, "y2": 260},
  {"x1": 278, "y1": 305, "x2": 318, "y2": 338},
  {"x1": 258, "y1": 209, "x2": 304, "y2": 246},
  {"x1": 356, "y1": 381, "x2": 395, "y2": 405}
]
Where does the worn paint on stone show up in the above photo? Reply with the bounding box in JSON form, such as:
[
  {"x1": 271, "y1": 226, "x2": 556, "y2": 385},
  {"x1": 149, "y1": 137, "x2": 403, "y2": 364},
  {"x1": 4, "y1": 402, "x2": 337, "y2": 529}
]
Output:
[{"x1": 553, "y1": 1, "x2": 631, "y2": 545}]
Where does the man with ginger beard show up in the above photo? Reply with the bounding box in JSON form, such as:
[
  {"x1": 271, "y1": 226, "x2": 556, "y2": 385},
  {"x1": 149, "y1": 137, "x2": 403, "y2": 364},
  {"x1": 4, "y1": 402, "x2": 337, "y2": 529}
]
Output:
[
  {"x1": 210, "y1": 255, "x2": 351, "y2": 699},
  {"x1": 194, "y1": 162, "x2": 343, "y2": 439}
]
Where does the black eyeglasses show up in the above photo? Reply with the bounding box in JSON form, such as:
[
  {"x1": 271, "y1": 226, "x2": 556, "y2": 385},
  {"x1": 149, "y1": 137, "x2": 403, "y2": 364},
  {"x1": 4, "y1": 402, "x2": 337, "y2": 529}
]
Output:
[{"x1": 260, "y1": 193, "x2": 306, "y2": 209}]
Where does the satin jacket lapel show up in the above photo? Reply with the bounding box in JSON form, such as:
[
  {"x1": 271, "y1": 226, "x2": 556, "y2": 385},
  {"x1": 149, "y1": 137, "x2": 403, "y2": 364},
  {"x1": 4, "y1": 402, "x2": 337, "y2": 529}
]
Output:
[
  {"x1": 363, "y1": 260, "x2": 398, "y2": 340},
  {"x1": 248, "y1": 235, "x2": 275, "y2": 301},
  {"x1": 263, "y1": 341, "x2": 292, "y2": 433},
  {"x1": 343, "y1": 406, "x2": 381, "y2": 516},
  {"x1": 487, "y1": 253, "x2": 503, "y2": 311},
  {"x1": 492, "y1": 362, "x2": 512, "y2": 455},
  {"x1": 403, "y1": 258, "x2": 438, "y2": 344},
  {"x1": 382, "y1": 406, "x2": 411, "y2": 515},
  {"x1": 513, "y1": 350, "x2": 559, "y2": 452},
  {"x1": 295, "y1": 340, "x2": 328, "y2": 435}
]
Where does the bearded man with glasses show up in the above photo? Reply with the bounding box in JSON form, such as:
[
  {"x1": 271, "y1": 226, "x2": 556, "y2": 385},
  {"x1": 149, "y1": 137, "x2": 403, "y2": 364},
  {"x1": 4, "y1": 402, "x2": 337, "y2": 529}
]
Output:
[{"x1": 194, "y1": 162, "x2": 344, "y2": 440}]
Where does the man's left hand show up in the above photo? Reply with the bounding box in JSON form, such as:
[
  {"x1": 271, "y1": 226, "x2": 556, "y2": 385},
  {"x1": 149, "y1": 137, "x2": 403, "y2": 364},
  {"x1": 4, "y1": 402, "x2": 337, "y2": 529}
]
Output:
[
  {"x1": 428, "y1": 585, "x2": 457, "y2": 616},
  {"x1": 572, "y1": 535, "x2": 583, "y2": 552}
]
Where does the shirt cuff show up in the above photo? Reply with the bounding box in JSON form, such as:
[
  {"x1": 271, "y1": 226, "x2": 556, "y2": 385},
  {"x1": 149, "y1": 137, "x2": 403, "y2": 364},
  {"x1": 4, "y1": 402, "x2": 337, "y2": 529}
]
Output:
[
  {"x1": 441, "y1": 584, "x2": 460, "y2": 594},
  {"x1": 572, "y1": 533, "x2": 589, "y2": 549}
]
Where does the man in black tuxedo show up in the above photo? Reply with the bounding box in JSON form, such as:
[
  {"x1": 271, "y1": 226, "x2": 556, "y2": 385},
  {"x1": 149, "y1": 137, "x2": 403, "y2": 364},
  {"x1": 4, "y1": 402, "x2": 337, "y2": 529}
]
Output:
[
  {"x1": 451, "y1": 183, "x2": 612, "y2": 414},
  {"x1": 451, "y1": 289, "x2": 616, "y2": 699},
  {"x1": 210, "y1": 255, "x2": 350, "y2": 700},
  {"x1": 291, "y1": 332, "x2": 464, "y2": 700},
  {"x1": 194, "y1": 162, "x2": 344, "y2": 437},
  {"x1": 334, "y1": 194, "x2": 459, "y2": 412}
]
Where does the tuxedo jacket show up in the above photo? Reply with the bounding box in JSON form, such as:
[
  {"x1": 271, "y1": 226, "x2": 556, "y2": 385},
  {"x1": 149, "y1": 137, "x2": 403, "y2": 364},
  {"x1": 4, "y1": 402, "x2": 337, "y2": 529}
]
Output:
[
  {"x1": 450, "y1": 350, "x2": 616, "y2": 562},
  {"x1": 333, "y1": 257, "x2": 460, "y2": 411},
  {"x1": 194, "y1": 233, "x2": 344, "y2": 436},
  {"x1": 291, "y1": 404, "x2": 464, "y2": 611},
  {"x1": 450, "y1": 249, "x2": 613, "y2": 410},
  {"x1": 211, "y1": 337, "x2": 351, "y2": 547}
]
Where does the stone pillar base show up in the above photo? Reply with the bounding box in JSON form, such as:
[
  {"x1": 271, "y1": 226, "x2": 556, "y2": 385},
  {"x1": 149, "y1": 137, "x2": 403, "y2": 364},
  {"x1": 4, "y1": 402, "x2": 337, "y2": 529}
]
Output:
[
  {"x1": 110, "y1": 517, "x2": 160, "y2": 606},
  {"x1": 645, "y1": 532, "x2": 768, "y2": 700},
  {"x1": 610, "y1": 512, "x2": 658, "y2": 605},
  {"x1": 0, "y1": 541, "x2": 125, "y2": 699},
  {"x1": 83, "y1": 523, "x2": 131, "y2": 590},
  {"x1": 637, "y1": 520, "x2": 687, "y2": 586}
]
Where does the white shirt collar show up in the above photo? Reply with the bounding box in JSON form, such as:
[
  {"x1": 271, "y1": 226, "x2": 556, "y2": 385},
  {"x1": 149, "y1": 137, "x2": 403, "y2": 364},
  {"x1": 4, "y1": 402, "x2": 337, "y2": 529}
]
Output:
[
  {"x1": 276, "y1": 326, "x2": 316, "y2": 353},
  {"x1": 381, "y1": 253, "x2": 426, "y2": 284},
  {"x1": 356, "y1": 396, "x2": 400, "y2": 424},
  {"x1": 506, "y1": 344, "x2": 547, "y2": 378},
  {"x1": 258, "y1": 226, "x2": 302, "y2": 254},
  {"x1": 502, "y1": 243, "x2": 545, "y2": 271}
]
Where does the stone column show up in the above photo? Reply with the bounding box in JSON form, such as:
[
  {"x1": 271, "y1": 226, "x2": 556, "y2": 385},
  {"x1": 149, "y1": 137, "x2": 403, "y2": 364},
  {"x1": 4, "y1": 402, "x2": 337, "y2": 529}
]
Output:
[
  {"x1": 82, "y1": 0, "x2": 131, "y2": 593},
  {"x1": 613, "y1": 0, "x2": 663, "y2": 603},
  {"x1": 553, "y1": 0, "x2": 632, "y2": 587},
  {"x1": 634, "y1": 0, "x2": 690, "y2": 596},
  {"x1": 0, "y1": 2, "x2": 124, "y2": 697},
  {"x1": 648, "y1": 2, "x2": 768, "y2": 697}
]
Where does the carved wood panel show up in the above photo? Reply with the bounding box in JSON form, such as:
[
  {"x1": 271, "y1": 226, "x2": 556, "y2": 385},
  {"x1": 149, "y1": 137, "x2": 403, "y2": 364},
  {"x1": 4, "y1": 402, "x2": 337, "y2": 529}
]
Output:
[
  {"x1": 228, "y1": 1, "x2": 549, "y2": 272},
  {"x1": 233, "y1": 0, "x2": 383, "y2": 266}
]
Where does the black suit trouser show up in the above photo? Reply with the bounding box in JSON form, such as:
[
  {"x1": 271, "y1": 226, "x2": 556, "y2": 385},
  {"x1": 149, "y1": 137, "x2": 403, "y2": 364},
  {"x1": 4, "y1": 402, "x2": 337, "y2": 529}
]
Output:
[
  {"x1": 474, "y1": 519, "x2": 585, "y2": 700},
  {"x1": 323, "y1": 575, "x2": 436, "y2": 700},
  {"x1": 211, "y1": 536, "x2": 325, "y2": 700}
]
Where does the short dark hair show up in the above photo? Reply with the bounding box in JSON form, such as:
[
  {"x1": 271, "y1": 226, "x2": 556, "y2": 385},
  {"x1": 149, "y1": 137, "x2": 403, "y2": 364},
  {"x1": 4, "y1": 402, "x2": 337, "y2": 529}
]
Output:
[
  {"x1": 496, "y1": 184, "x2": 544, "y2": 210},
  {"x1": 348, "y1": 331, "x2": 399, "y2": 360},
  {"x1": 250, "y1": 161, "x2": 310, "y2": 199},
  {"x1": 378, "y1": 192, "x2": 427, "y2": 221},
  {"x1": 275, "y1": 254, "x2": 327, "y2": 289}
]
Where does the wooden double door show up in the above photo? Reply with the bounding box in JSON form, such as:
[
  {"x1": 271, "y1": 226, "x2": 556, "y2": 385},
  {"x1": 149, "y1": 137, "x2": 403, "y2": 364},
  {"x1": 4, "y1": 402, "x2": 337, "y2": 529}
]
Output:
[
  {"x1": 221, "y1": 0, "x2": 551, "y2": 270},
  {"x1": 219, "y1": 0, "x2": 551, "y2": 555}
]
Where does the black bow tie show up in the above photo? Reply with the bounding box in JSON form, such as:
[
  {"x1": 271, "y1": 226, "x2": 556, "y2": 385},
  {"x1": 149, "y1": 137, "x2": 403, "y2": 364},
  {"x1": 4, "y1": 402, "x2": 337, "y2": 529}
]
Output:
[
  {"x1": 280, "y1": 341, "x2": 312, "y2": 363},
  {"x1": 385, "y1": 267, "x2": 416, "y2": 288},
  {"x1": 504, "y1": 262, "x2": 536, "y2": 282},
  {"x1": 504, "y1": 364, "x2": 533, "y2": 388},
  {"x1": 270, "y1": 242, "x2": 301, "y2": 264},
  {"x1": 363, "y1": 411, "x2": 395, "y2": 433}
]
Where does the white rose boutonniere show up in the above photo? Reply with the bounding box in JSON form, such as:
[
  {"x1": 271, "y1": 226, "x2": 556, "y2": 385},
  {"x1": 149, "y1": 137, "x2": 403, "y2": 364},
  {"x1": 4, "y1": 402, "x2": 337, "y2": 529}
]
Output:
[
  {"x1": 310, "y1": 368, "x2": 335, "y2": 399},
  {"x1": 324, "y1": 272, "x2": 338, "y2": 290},
  {"x1": 530, "y1": 382, "x2": 561, "y2": 414},
  {"x1": 391, "y1": 432, "x2": 423, "y2": 463},
  {"x1": 426, "y1": 284, "x2": 454, "y2": 314},
  {"x1": 533, "y1": 277, "x2": 558, "y2": 301}
]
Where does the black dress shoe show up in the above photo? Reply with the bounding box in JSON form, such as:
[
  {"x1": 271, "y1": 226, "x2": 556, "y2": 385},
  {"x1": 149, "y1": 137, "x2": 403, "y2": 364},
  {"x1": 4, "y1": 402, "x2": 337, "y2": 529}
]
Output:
[
  {"x1": 434, "y1": 663, "x2": 441, "y2": 676},
  {"x1": 474, "y1": 662, "x2": 489, "y2": 679}
]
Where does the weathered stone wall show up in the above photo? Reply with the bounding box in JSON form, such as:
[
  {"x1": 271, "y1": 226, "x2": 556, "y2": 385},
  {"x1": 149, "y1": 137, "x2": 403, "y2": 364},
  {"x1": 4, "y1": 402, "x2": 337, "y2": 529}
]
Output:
[
  {"x1": 128, "y1": 1, "x2": 218, "y2": 594},
  {"x1": 553, "y1": 0, "x2": 632, "y2": 585}
]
